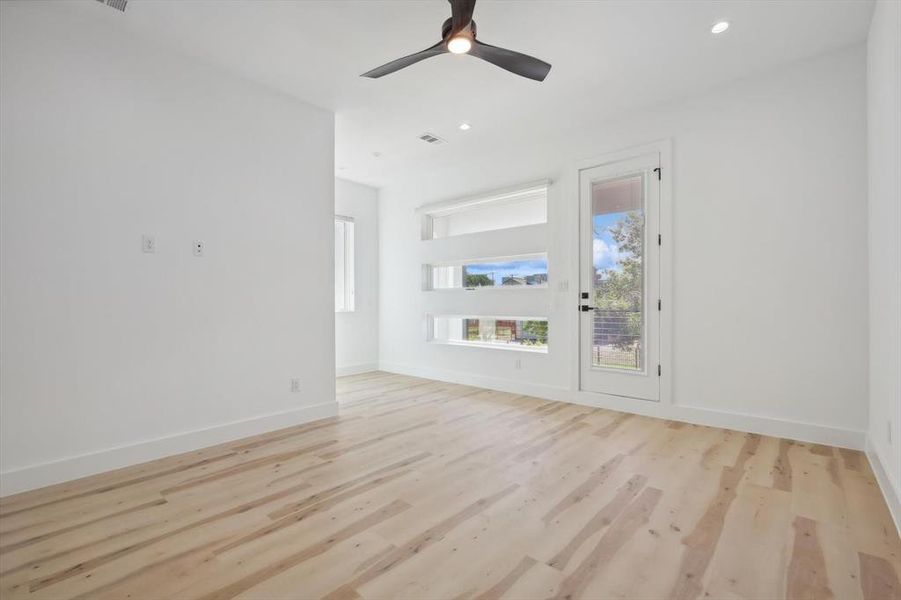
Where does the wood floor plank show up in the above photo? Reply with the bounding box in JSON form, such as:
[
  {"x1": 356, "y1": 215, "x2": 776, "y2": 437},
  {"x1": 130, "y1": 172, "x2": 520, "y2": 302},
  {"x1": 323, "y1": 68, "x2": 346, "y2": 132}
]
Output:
[
  {"x1": 787, "y1": 516, "x2": 834, "y2": 599},
  {"x1": 547, "y1": 474, "x2": 647, "y2": 571},
  {"x1": 325, "y1": 483, "x2": 520, "y2": 599},
  {"x1": 541, "y1": 454, "x2": 625, "y2": 525},
  {"x1": 214, "y1": 469, "x2": 414, "y2": 556},
  {"x1": 267, "y1": 452, "x2": 431, "y2": 520},
  {"x1": 699, "y1": 482, "x2": 793, "y2": 600},
  {"x1": 551, "y1": 486, "x2": 663, "y2": 600},
  {"x1": 772, "y1": 439, "x2": 794, "y2": 492},
  {"x1": 0, "y1": 451, "x2": 238, "y2": 520},
  {"x1": 198, "y1": 500, "x2": 411, "y2": 600},
  {"x1": 0, "y1": 372, "x2": 897, "y2": 600},
  {"x1": 24, "y1": 480, "x2": 315, "y2": 593},
  {"x1": 472, "y1": 555, "x2": 538, "y2": 600},
  {"x1": 858, "y1": 551, "x2": 901, "y2": 600},
  {"x1": 594, "y1": 413, "x2": 632, "y2": 439},
  {"x1": 0, "y1": 498, "x2": 166, "y2": 555},
  {"x1": 669, "y1": 433, "x2": 762, "y2": 600},
  {"x1": 160, "y1": 440, "x2": 337, "y2": 495}
]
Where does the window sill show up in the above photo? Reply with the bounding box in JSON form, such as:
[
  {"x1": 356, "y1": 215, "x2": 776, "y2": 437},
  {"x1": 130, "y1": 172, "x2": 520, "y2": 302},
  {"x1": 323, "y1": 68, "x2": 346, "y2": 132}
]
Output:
[
  {"x1": 425, "y1": 285, "x2": 549, "y2": 292},
  {"x1": 430, "y1": 340, "x2": 548, "y2": 354}
]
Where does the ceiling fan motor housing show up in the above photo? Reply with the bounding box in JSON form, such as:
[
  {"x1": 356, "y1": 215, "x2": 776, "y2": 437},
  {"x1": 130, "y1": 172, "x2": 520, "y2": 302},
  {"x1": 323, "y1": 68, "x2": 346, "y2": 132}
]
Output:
[{"x1": 442, "y1": 17, "x2": 476, "y2": 43}]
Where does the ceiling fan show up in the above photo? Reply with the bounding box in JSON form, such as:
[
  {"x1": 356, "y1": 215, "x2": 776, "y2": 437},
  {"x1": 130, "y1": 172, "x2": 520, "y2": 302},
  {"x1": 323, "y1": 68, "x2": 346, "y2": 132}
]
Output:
[{"x1": 361, "y1": 0, "x2": 551, "y2": 82}]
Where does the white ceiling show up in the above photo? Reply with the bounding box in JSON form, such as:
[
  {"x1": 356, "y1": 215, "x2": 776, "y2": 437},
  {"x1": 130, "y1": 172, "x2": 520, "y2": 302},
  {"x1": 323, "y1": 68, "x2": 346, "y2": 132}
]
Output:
[{"x1": 78, "y1": 0, "x2": 873, "y2": 188}]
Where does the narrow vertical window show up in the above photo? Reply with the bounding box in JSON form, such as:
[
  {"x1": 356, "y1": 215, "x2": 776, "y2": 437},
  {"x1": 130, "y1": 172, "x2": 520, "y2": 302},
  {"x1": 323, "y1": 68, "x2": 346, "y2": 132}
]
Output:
[{"x1": 335, "y1": 216, "x2": 355, "y2": 312}]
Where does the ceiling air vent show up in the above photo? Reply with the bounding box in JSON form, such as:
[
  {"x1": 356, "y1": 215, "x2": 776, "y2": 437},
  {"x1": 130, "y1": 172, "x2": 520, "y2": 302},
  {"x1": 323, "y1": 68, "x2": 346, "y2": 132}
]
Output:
[
  {"x1": 95, "y1": 0, "x2": 128, "y2": 12},
  {"x1": 418, "y1": 133, "x2": 446, "y2": 145}
]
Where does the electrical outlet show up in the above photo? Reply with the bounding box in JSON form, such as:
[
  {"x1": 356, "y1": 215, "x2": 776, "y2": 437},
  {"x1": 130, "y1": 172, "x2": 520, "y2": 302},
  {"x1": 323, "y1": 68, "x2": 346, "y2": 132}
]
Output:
[
  {"x1": 193, "y1": 240, "x2": 204, "y2": 257},
  {"x1": 290, "y1": 378, "x2": 301, "y2": 393},
  {"x1": 514, "y1": 358, "x2": 522, "y2": 370},
  {"x1": 142, "y1": 234, "x2": 156, "y2": 253}
]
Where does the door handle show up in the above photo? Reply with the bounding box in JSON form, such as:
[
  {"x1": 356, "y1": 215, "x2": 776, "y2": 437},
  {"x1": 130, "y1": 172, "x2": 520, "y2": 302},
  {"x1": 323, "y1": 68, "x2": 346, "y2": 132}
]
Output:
[{"x1": 579, "y1": 305, "x2": 595, "y2": 312}]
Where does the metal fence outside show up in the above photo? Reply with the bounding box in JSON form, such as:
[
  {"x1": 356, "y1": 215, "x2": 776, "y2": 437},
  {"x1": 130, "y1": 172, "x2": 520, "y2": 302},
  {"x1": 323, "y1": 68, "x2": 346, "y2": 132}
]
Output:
[{"x1": 593, "y1": 310, "x2": 642, "y2": 370}]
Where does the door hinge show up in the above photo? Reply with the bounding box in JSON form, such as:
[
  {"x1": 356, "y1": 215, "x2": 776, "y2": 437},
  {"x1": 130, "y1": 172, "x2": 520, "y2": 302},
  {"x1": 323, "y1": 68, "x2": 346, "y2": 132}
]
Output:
[
  {"x1": 657, "y1": 299, "x2": 662, "y2": 311},
  {"x1": 658, "y1": 233, "x2": 662, "y2": 246},
  {"x1": 658, "y1": 364, "x2": 662, "y2": 376},
  {"x1": 653, "y1": 167, "x2": 661, "y2": 181}
]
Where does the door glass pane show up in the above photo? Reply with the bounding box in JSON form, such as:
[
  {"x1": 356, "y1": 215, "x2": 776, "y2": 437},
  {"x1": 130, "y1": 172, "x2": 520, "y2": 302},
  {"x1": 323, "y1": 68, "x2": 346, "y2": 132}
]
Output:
[{"x1": 591, "y1": 174, "x2": 644, "y2": 371}]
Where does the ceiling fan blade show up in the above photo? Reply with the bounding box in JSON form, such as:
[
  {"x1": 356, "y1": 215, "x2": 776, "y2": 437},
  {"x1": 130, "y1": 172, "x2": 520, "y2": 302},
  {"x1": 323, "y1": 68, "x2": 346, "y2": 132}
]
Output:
[
  {"x1": 361, "y1": 41, "x2": 448, "y2": 78},
  {"x1": 449, "y1": 0, "x2": 476, "y2": 38},
  {"x1": 469, "y1": 40, "x2": 551, "y2": 82}
]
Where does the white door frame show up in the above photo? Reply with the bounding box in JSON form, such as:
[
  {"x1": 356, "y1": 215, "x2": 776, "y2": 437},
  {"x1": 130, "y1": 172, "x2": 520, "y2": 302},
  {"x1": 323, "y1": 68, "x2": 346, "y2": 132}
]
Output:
[
  {"x1": 567, "y1": 140, "x2": 673, "y2": 406},
  {"x1": 579, "y1": 154, "x2": 660, "y2": 400}
]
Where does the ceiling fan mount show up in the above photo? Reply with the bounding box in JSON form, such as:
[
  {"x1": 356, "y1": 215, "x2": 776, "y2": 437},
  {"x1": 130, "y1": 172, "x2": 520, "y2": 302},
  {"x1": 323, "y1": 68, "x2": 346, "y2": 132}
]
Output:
[
  {"x1": 441, "y1": 17, "x2": 475, "y2": 43},
  {"x1": 361, "y1": 0, "x2": 551, "y2": 82}
]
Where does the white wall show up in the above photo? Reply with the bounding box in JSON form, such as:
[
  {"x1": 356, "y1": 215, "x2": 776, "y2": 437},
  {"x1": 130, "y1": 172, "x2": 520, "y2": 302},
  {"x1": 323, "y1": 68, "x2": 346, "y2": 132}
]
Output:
[
  {"x1": 0, "y1": 2, "x2": 336, "y2": 495},
  {"x1": 380, "y1": 45, "x2": 869, "y2": 448},
  {"x1": 335, "y1": 178, "x2": 379, "y2": 376},
  {"x1": 866, "y1": 0, "x2": 901, "y2": 523}
]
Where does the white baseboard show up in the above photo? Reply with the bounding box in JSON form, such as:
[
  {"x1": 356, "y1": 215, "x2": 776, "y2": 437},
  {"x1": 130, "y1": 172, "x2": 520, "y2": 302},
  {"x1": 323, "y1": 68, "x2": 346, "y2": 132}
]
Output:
[
  {"x1": 0, "y1": 401, "x2": 338, "y2": 497},
  {"x1": 866, "y1": 437, "x2": 901, "y2": 535},
  {"x1": 378, "y1": 361, "x2": 570, "y2": 402},
  {"x1": 378, "y1": 361, "x2": 866, "y2": 450},
  {"x1": 336, "y1": 362, "x2": 379, "y2": 377}
]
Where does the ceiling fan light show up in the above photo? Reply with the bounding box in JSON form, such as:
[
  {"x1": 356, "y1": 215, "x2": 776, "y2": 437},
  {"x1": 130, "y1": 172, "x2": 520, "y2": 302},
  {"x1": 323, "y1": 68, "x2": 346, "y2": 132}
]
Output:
[{"x1": 447, "y1": 36, "x2": 472, "y2": 54}]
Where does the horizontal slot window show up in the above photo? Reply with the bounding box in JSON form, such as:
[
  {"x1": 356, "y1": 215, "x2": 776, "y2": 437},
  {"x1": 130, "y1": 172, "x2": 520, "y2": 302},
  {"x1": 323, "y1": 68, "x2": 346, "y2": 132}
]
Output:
[
  {"x1": 430, "y1": 316, "x2": 548, "y2": 352},
  {"x1": 426, "y1": 254, "x2": 548, "y2": 290},
  {"x1": 421, "y1": 182, "x2": 548, "y2": 240}
]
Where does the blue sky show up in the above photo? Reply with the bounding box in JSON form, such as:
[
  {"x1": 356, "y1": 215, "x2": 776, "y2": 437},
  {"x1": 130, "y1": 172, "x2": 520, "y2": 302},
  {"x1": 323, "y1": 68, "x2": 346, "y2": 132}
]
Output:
[{"x1": 594, "y1": 212, "x2": 629, "y2": 271}]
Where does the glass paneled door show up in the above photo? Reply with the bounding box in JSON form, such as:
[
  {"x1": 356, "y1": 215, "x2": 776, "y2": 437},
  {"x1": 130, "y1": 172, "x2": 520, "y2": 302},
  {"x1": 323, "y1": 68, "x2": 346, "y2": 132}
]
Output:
[{"x1": 579, "y1": 153, "x2": 661, "y2": 401}]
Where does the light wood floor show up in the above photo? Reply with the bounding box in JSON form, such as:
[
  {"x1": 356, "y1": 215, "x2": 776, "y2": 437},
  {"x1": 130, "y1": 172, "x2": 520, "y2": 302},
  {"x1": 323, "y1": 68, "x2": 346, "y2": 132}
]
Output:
[{"x1": 1, "y1": 372, "x2": 899, "y2": 600}]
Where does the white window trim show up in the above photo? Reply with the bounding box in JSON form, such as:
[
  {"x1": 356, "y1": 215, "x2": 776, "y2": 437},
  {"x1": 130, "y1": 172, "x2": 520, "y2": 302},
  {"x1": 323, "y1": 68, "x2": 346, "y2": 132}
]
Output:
[{"x1": 335, "y1": 215, "x2": 355, "y2": 313}]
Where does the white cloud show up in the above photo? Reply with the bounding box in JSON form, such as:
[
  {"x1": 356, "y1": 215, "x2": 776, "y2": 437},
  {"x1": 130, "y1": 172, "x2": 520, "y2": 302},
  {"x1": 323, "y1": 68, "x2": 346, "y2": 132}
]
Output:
[{"x1": 594, "y1": 237, "x2": 623, "y2": 270}]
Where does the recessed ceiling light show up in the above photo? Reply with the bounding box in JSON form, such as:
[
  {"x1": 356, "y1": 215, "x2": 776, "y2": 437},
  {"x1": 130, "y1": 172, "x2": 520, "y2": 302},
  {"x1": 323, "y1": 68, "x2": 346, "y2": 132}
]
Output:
[
  {"x1": 711, "y1": 21, "x2": 730, "y2": 34},
  {"x1": 459, "y1": 123, "x2": 471, "y2": 131}
]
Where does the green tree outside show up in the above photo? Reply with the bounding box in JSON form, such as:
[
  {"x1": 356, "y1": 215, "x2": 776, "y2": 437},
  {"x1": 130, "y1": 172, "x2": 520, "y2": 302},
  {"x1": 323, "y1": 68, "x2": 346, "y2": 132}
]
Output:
[
  {"x1": 595, "y1": 211, "x2": 643, "y2": 351},
  {"x1": 523, "y1": 320, "x2": 548, "y2": 345},
  {"x1": 464, "y1": 273, "x2": 494, "y2": 287}
]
